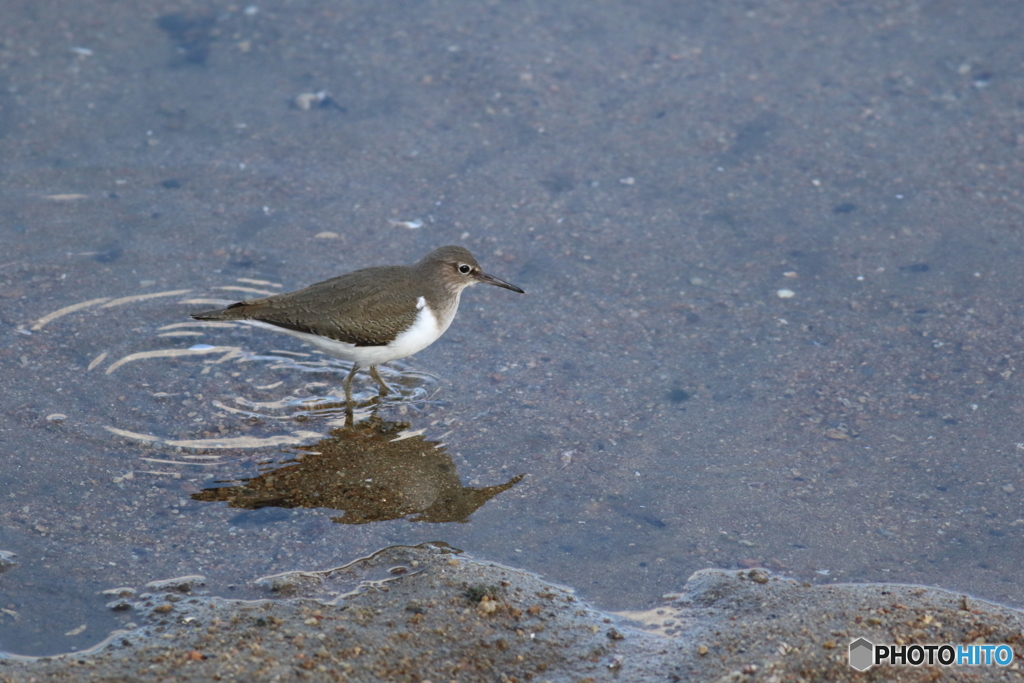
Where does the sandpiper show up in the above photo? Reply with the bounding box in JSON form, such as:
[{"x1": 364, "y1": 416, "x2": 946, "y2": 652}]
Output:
[{"x1": 191, "y1": 246, "x2": 524, "y2": 402}]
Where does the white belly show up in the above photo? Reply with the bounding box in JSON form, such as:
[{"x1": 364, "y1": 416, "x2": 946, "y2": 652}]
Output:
[{"x1": 241, "y1": 300, "x2": 442, "y2": 367}]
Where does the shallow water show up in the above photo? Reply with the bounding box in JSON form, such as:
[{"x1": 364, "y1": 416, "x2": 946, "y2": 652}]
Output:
[{"x1": 2, "y1": 0, "x2": 1023, "y2": 656}]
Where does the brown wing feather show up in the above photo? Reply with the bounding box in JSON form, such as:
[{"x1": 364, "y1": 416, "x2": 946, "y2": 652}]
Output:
[{"x1": 191, "y1": 266, "x2": 421, "y2": 347}]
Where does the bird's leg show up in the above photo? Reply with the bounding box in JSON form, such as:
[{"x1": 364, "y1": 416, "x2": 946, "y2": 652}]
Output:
[
  {"x1": 343, "y1": 363, "x2": 359, "y2": 404},
  {"x1": 368, "y1": 365, "x2": 392, "y2": 397}
]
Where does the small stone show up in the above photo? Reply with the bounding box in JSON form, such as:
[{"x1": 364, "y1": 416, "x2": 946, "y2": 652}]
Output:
[
  {"x1": 386, "y1": 218, "x2": 424, "y2": 229},
  {"x1": 748, "y1": 570, "x2": 770, "y2": 584},
  {"x1": 476, "y1": 596, "x2": 498, "y2": 615},
  {"x1": 145, "y1": 575, "x2": 205, "y2": 593},
  {"x1": 294, "y1": 91, "x2": 329, "y2": 110}
]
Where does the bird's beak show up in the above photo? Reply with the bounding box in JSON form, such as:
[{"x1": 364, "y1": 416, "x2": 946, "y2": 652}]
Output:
[{"x1": 477, "y1": 271, "x2": 525, "y2": 293}]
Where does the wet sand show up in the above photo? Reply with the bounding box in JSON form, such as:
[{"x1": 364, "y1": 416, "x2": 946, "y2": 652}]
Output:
[{"x1": 3, "y1": 544, "x2": 1022, "y2": 682}]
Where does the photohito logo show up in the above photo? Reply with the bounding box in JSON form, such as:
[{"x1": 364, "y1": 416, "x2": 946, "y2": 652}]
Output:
[{"x1": 849, "y1": 638, "x2": 1015, "y2": 671}]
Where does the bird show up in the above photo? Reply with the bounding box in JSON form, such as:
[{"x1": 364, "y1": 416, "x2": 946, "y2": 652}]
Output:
[{"x1": 190, "y1": 245, "x2": 524, "y2": 403}]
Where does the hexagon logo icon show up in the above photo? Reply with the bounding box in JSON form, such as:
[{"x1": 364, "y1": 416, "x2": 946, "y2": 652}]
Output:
[{"x1": 849, "y1": 638, "x2": 874, "y2": 671}]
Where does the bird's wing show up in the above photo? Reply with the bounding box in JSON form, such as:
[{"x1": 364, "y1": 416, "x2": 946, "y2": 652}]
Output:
[{"x1": 191, "y1": 266, "x2": 421, "y2": 347}]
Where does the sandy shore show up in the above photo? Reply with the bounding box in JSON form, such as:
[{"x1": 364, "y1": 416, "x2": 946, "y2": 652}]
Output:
[{"x1": 2, "y1": 544, "x2": 1021, "y2": 682}]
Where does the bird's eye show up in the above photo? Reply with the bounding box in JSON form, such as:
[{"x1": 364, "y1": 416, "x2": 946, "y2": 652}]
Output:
[{"x1": 458, "y1": 264, "x2": 472, "y2": 274}]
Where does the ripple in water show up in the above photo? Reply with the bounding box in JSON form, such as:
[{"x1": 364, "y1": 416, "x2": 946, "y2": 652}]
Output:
[{"x1": 28, "y1": 284, "x2": 442, "y2": 468}]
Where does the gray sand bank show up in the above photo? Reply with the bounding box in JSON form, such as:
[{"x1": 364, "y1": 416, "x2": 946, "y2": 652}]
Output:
[{"x1": 3, "y1": 544, "x2": 1021, "y2": 682}]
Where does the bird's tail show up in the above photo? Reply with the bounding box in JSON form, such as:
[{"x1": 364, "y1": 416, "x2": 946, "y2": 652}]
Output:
[{"x1": 190, "y1": 301, "x2": 246, "y2": 321}]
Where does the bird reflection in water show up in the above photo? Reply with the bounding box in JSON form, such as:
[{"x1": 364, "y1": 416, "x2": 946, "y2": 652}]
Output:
[{"x1": 192, "y1": 416, "x2": 524, "y2": 524}]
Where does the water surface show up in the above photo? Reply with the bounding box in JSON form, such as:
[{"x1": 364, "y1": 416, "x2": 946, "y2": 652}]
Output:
[{"x1": 2, "y1": 0, "x2": 1023, "y2": 656}]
